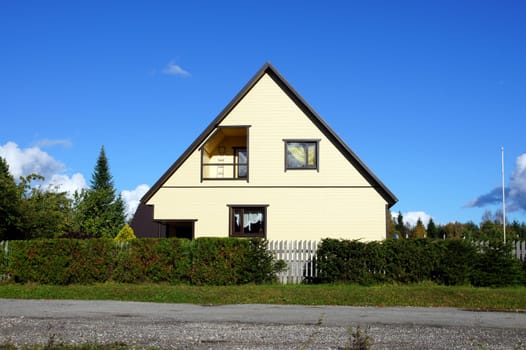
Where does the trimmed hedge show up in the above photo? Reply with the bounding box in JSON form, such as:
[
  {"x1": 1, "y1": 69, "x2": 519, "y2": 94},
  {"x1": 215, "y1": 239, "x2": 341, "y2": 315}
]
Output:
[
  {"x1": 316, "y1": 238, "x2": 525, "y2": 287},
  {"x1": 4, "y1": 238, "x2": 523, "y2": 287},
  {"x1": 3, "y1": 238, "x2": 282, "y2": 285}
]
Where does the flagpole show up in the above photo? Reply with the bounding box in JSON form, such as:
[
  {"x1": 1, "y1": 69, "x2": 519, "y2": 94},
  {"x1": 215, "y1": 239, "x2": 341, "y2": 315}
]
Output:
[{"x1": 501, "y1": 146, "x2": 506, "y2": 243}]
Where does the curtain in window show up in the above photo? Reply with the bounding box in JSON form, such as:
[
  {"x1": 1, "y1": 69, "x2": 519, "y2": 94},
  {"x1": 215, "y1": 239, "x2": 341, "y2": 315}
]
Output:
[{"x1": 243, "y1": 212, "x2": 262, "y2": 230}]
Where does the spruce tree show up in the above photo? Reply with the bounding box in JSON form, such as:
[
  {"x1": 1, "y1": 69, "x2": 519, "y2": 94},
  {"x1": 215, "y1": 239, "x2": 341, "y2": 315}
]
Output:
[
  {"x1": 75, "y1": 146, "x2": 125, "y2": 238},
  {"x1": 91, "y1": 146, "x2": 113, "y2": 192},
  {"x1": 414, "y1": 218, "x2": 427, "y2": 238},
  {"x1": 395, "y1": 212, "x2": 406, "y2": 238},
  {"x1": 427, "y1": 218, "x2": 438, "y2": 238}
]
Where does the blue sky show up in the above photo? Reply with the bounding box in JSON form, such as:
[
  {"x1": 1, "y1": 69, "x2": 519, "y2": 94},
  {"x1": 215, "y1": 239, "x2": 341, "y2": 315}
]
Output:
[{"x1": 1, "y1": 0, "x2": 525, "y2": 225}]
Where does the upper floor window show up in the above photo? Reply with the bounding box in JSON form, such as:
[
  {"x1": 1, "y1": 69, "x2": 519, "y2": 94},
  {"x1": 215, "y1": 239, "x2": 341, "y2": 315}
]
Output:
[{"x1": 284, "y1": 140, "x2": 319, "y2": 170}]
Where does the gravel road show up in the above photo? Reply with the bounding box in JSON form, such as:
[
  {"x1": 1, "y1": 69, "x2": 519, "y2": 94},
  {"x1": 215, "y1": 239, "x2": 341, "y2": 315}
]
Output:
[{"x1": 1, "y1": 299, "x2": 525, "y2": 349}]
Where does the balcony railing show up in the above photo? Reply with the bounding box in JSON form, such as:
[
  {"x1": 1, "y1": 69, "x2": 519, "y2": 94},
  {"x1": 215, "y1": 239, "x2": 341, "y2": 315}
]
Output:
[{"x1": 202, "y1": 163, "x2": 248, "y2": 180}]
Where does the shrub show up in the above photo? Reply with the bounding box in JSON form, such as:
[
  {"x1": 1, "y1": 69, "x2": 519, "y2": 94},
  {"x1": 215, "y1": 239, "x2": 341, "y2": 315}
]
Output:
[
  {"x1": 8, "y1": 239, "x2": 117, "y2": 285},
  {"x1": 3, "y1": 238, "x2": 282, "y2": 285},
  {"x1": 470, "y1": 240, "x2": 525, "y2": 287},
  {"x1": 316, "y1": 239, "x2": 385, "y2": 284},
  {"x1": 65, "y1": 239, "x2": 116, "y2": 284},
  {"x1": 185, "y1": 238, "x2": 283, "y2": 285},
  {"x1": 114, "y1": 225, "x2": 136, "y2": 242},
  {"x1": 244, "y1": 238, "x2": 286, "y2": 284},
  {"x1": 315, "y1": 238, "x2": 524, "y2": 287},
  {"x1": 113, "y1": 238, "x2": 191, "y2": 283},
  {"x1": 0, "y1": 241, "x2": 9, "y2": 283},
  {"x1": 434, "y1": 239, "x2": 475, "y2": 285}
]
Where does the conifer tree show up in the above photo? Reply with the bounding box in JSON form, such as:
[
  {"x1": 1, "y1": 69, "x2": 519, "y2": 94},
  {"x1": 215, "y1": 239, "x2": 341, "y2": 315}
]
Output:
[
  {"x1": 414, "y1": 218, "x2": 427, "y2": 238},
  {"x1": 0, "y1": 157, "x2": 21, "y2": 240},
  {"x1": 395, "y1": 212, "x2": 406, "y2": 238},
  {"x1": 114, "y1": 224, "x2": 136, "y2": 242},
  {"x1": 91, "y1": 146, "x2": 113, "y2": 192},
  {"x1": 427, "y1": 218, "x2": 437, "y2": 238},
  {"x1": 74, "y1": 146, "x2": 125, "y2": 238},
  {"x1": 387, "y1": 213, "x2": 397, "y2": 238}
]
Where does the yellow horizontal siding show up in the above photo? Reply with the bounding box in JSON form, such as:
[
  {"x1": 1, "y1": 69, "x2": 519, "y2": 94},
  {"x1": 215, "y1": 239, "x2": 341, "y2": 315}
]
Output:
[
  {"x1": 158, "y1": 73, "x2": 370, "y2": 188},
  {"x1": 150, "y1": 187, "x2": 386, "y2": 241},
  {"x1": 147, "y1": 73, "x2": 388, "y2": 241}
]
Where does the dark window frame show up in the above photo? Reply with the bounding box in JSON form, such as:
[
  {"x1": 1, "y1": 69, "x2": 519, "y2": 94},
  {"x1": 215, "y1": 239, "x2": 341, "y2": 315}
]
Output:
[
  {"x1": 227, "y1": 205, "x2": 268, "y2": 238},
  {"x1": 283, "y1": 139, "x2": 320, "y2": 171}
]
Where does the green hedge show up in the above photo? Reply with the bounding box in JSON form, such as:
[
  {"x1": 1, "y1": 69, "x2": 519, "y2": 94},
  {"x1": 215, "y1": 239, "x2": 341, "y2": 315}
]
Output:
[
  {"x1": 316, "y1": 238, "x2": 525, "y2": 287},
  {"x1": 4, "y1": 237, "x2": 522, "y2": 287},
  {"x1": 3, "y1": 238, "x2": 282, "y2": 285}
]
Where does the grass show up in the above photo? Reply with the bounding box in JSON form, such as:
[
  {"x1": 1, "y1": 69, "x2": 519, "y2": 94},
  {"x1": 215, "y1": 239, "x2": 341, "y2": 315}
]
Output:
[
  {"x1": 0, "y1": 338, "x2": 131, "y2": 350},
  {"x1": 0, "y1": 282, "x2": 525, "y2": 310}
]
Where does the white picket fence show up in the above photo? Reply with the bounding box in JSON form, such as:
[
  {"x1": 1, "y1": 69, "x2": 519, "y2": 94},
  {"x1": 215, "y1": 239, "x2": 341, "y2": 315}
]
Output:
[
  {"x1": 511, "y1": 240, "x2": 526, "y2": 261},
  {"x1": 0, "y1": 240, "x2": 9, "y2": 282},
  {"x1": 268, "y1": 240, "x2": 318, "y2": 284}
]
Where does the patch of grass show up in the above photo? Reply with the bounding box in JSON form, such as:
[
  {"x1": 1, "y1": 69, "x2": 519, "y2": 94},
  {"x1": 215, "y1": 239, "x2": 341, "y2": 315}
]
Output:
[
  {"x1": 0, "y1": 282, "x2": 525, "y2": 310},
  {"x1": 0, "y1": 344, "x2": 132, "y2": 350},
  {"x1": 0, "y1": 336, "x2": 132, "y2": 350}
]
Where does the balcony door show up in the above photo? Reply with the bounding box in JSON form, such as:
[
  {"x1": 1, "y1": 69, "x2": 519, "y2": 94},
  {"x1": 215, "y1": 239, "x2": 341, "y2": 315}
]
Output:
[{"x1": 235, "y1": 148, "x2": 247, "y2": 178}]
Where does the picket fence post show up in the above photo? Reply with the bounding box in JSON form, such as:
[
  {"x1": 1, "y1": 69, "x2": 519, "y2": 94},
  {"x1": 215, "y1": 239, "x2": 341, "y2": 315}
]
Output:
[{"x1": 268, "y1": 240, "x2": 318, "y2": 284}]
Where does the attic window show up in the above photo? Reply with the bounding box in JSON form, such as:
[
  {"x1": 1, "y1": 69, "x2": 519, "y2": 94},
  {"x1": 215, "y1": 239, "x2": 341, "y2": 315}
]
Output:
[{"x1": 284, "y1": 140, "x2": 319, "y2": 170}]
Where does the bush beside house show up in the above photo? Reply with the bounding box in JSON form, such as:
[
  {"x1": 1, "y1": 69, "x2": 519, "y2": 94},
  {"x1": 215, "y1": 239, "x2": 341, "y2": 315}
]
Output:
[
  {"x1": 316, "y1": 238, "x2": 525, "y2": 287},
  {"x1": 1, "y1": 237, "x2": 524, "y2": 287},
  {"x1": 3, "y1": 238, "x2": 283, "y2": 285}
]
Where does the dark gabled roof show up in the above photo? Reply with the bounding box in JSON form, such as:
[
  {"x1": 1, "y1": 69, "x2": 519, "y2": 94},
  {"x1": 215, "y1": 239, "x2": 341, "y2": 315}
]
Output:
[{"x1": 141, "y1": 62, "x2": 398, "y2": 207}]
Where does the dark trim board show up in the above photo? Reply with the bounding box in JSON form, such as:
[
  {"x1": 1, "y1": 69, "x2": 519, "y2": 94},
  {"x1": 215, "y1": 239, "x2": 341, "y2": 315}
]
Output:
[{"x1": 161, "y1": 185, "x2": 377, "y2": 189}]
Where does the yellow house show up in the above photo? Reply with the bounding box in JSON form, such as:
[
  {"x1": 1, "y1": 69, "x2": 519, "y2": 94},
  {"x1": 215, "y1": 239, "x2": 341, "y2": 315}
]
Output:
[{"x1": 137, "y1": 63, "x2": 397, "y2": 241}]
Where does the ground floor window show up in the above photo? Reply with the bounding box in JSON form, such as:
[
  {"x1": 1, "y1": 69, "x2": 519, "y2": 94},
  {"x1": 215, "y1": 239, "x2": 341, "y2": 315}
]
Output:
[{"x1": 228, "y1": 205, "x2": 267, "y2": 238}]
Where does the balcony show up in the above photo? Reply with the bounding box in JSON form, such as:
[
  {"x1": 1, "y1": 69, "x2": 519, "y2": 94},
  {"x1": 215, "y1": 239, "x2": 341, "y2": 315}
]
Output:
[{"x1": 201, "y1": 126, "x2": 248, "y2": 181}]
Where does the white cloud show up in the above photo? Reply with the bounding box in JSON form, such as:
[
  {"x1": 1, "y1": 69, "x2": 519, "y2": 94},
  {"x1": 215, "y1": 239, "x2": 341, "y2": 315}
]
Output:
[
  {"x1": 508, "y1": 153, "x2": 526, "y2": 212},
  {"x1": 467, "y1": 152, "x2": 526, "y2": 213},
  {"x1": 392, "y1": 211, "x2": 433, "y2": 228},
  {"x1": 1, "y1": 141, "x2": 150, "y2": 220},
  {"x1": 35, "y1": 139, "x2": 72, "y2": 148},
  {"x1": 0, "y1": 141, "x2": 65, "y2": 180},
  {"x1": 121, "y1": 184, "x2": 150, "y2": 220},
  {"x1": 0, "y1": 141, "x2": 88, "y2": 195},
  {"x1": 48, "y1": 173, "x2": 87, "y2": 195},
  {"x1": 163, "y1": 61, "x2": 191, "y2": 77}
]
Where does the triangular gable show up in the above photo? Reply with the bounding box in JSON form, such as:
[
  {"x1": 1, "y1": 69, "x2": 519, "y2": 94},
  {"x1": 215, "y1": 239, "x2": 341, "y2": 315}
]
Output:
[{"x1": 141, "y1": 62, "x2": 398, "y2": 207}]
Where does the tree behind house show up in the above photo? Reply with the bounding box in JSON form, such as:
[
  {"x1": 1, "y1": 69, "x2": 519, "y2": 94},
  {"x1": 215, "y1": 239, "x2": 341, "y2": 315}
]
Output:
[
  {"x1": 413, "y1": 218, "x2": 427, "y2": 238},
  {"x1": 0, "y1": 157, "x2": 21, "y2": 240},
  {"x1": 17, "y1": 174, "x2": 74, "y2": 239},
  {"x1": 74, "y1": 146, "x2": 125, "y2": 238},
  {"x1": 1, "y1": 157, "x2": 75, "y2": 240}
]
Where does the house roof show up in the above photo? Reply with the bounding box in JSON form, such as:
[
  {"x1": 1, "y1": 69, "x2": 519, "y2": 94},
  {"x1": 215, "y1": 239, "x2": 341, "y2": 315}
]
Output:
[{"x1": 141, "y1": 62, "x2": 398, "y2": 207}]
